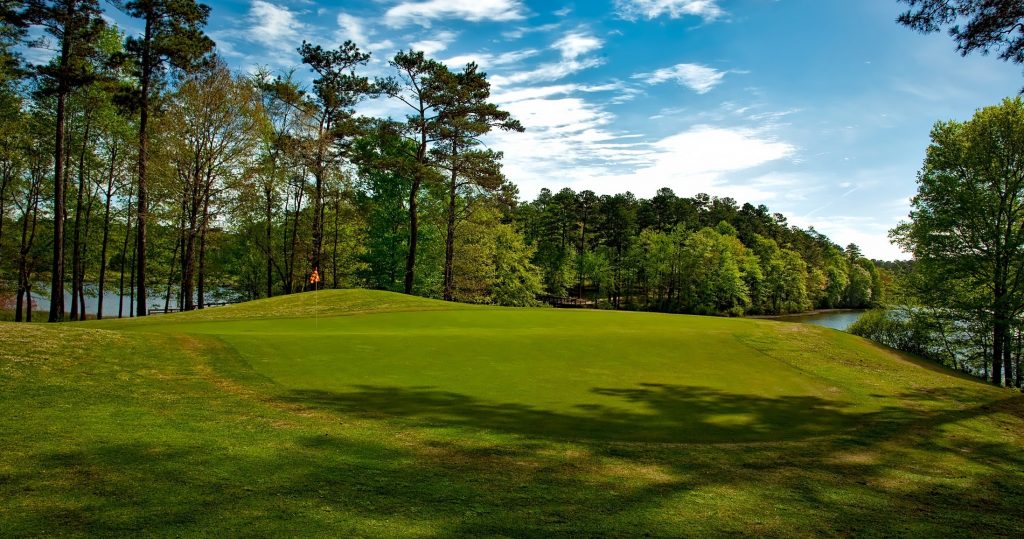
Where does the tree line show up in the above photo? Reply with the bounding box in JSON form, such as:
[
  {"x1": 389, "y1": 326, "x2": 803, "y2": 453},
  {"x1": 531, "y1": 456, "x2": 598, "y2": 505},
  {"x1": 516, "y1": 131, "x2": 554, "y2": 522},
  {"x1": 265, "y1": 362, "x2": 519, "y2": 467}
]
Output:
[{"x1": 0, "y1": 0, "x2": 885, "y2": 322}]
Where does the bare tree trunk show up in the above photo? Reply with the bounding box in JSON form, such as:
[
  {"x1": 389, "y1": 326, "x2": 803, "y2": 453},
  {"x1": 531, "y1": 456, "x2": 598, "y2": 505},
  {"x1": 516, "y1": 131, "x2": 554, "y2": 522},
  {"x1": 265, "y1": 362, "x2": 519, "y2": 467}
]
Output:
[
  {"x1": 16, "y1": 180, "x2": 39, "y2": 322},
  {"x1": 118, "y1": 184, "x2": 134, "y2": 319},
  {"x1": 443, "y1": 156, "x2": 458, "y2": 302},
  {"x1": 265, "y1": 185, "x2": 273, "y2": 298},
  {"x1": 129, "y1": 226, "x2": 137, "y2": 318},
  {"x1": 197, "y1": 176, "x2": 212, "y2": 309},
  {"x1": 70, "y1": 111, "x2": 93, "y2": 321},
  {"x1": 134, "y1": 15, "x2": 154, "y2": 318},
  {"x1": 163, "y1": 235, "x2": 180, "y2": 313},
  {"x1": 49, "y1": 87, "x2": 69, "y2": 323},
  {"x1": 286, "y1": 178, "x2": 304, "y2": 294},
  {"x1": 97, "y1": 147, "x2": 116, "y2": 319},
  {"x1": 78, "y1": 178, "x2": 98, "y2": 318},
  {"x1": 405, "y1": 177, "x2": 420, "y2": 295},
  {"x1": 332, "y1": 191, "x2": 340, "y2": 289}
]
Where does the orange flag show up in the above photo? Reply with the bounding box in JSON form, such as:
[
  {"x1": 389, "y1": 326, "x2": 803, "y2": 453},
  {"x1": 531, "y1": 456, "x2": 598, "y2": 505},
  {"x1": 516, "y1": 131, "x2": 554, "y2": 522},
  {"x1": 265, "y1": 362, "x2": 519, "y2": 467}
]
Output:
[{"x1": 309, "y1": 268, "x2": 321, "y2": 284}]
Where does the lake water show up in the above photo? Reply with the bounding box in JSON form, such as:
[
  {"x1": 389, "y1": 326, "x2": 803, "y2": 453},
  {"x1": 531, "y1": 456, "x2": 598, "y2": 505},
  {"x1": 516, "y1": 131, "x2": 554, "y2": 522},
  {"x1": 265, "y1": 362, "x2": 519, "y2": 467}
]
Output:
[
  {"x1": 14, "y1": 284, "x2": 240, "y2": 317},
  {"x1": 770, "y1": 310, "x2": 865, "y2": 331}
]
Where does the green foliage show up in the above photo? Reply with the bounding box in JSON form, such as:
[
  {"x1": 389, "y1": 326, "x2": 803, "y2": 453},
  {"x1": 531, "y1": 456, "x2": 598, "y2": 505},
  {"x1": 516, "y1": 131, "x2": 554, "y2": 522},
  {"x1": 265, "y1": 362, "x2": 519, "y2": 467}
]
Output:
[{"x1": 893, "y1": 97, "x2": 1024, "y2": 384}]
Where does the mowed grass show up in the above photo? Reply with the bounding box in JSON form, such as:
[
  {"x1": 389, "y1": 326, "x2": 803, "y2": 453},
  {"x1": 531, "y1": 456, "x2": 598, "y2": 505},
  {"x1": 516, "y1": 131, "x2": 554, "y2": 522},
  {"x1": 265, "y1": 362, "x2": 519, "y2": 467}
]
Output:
[{"x1": 2, "y1": 290, "x2": 1023, "y2": 537}]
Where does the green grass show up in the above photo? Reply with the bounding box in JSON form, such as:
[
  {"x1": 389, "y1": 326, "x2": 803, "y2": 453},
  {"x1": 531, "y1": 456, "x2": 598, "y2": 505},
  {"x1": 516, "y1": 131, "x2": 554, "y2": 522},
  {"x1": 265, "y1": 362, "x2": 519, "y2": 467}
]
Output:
[{"x1": 2, "y1": 289, "x2": 1023, "y2": 537}]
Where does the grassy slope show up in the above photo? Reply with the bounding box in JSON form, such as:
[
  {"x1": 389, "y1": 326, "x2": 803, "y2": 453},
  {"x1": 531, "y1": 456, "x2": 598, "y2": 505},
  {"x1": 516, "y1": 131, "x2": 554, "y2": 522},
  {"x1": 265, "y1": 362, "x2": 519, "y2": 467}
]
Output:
[{"x1": 2, "y1": 289, "x2": 1022, "y2": 537}]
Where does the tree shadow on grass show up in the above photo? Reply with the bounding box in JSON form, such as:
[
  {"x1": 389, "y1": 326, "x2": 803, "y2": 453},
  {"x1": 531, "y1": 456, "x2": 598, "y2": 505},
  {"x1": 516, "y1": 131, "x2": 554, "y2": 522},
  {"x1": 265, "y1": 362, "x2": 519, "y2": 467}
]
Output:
[
  {"x1": 282, "y1": 383, "x2": 969, "y2": 444},
  {"x1": 6, "y1": 384, "x2": 1024, "y2": 537}
]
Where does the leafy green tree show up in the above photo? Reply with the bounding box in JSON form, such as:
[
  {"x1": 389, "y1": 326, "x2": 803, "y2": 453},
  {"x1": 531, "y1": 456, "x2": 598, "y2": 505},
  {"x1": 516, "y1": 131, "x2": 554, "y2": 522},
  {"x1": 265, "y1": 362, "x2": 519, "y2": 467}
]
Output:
[
  {"x1": 119, "y1": 0, "x2": 214, "y2": 316},
  {"x1": 681, "y1": 227, "x2": 750, "y2": 316},
  {"x1": 379, "y1": 50, "x2": 448, "y2": 295},
  {"x1": 25, "y1": 0, "x2": 107, "y2": 322},
  {"x1": 892, "y1": 97, "x2": 1024, "y2": 385},
  {"x1": 429, "y1": 62, "x2": 522, "y2": 301},
  {"x1": 297, "y1": 40, "x2": 374, "y2": 289}
]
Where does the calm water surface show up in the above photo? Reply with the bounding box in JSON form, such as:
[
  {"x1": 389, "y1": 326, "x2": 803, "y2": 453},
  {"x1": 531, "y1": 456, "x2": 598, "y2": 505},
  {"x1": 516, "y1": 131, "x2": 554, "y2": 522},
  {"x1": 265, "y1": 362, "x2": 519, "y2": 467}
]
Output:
[{"x1": 772, "y1": 311, "x2": 865, "y2": 331}]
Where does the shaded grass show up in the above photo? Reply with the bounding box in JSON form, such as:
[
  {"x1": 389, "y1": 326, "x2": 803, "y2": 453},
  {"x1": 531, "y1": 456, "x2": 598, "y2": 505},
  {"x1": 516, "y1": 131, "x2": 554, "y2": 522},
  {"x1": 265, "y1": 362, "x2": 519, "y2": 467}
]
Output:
[{"x1": 2, "y1": 290, "x2": 1023, "y2": 537}]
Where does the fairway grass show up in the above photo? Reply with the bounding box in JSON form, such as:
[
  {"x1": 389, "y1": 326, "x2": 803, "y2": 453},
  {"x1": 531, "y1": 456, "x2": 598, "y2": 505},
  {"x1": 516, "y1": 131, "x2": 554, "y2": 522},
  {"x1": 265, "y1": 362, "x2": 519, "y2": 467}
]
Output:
[{"x1": 2, "y1": 290, "x2": 1023, "y2": 537}]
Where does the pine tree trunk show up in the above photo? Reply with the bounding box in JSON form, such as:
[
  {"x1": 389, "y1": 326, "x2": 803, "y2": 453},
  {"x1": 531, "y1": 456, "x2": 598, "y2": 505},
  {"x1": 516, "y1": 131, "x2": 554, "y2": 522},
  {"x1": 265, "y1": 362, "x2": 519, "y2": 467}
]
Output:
[
  {"x1": 118, "y1": 185, "x2": 133, "y2": 319},
  {"x1": 265, "y1": 185, "x2": 273, "y2": 298},
  {"x1": 70, "y1": 111, "x2": 93, "y2": 321},
  {"x1": 97, "y1": 151, "x2": 115, "y2": 320},
  {"x1": 78, "y1": 178, "x2": 97, "y2": 318},
  {"x1": 332, "y1": 192, "x2": 339, "y2": 289},
  {"x1": 135, "y1": 14, "x2": 154, "y2": 317},
  {"x1": 49, "y1": 88, "x2": 68, "y2": 323},
  {"x1": 405, "y1": 177, "x2": 420, "y2": 295},
  {"x1": 197, "y1": 177, "x2": 212, "y2": 309},
  {"x1": 443, "y1": 156, "x2": 457, "y2": 302}
]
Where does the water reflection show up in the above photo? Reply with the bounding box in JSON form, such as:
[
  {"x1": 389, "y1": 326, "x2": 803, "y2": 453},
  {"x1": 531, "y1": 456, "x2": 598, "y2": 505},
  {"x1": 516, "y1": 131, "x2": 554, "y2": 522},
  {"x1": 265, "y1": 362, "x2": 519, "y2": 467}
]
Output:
[{"x1": 771, "y1": 311, "x2": 865, "y2": 331}]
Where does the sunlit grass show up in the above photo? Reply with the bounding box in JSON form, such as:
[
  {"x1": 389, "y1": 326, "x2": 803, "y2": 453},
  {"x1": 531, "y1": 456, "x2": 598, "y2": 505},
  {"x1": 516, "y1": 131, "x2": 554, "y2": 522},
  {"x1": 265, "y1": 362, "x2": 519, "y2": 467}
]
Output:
[{"x1": 2, "y1": 290, "x2": 1022, "y2": 536}]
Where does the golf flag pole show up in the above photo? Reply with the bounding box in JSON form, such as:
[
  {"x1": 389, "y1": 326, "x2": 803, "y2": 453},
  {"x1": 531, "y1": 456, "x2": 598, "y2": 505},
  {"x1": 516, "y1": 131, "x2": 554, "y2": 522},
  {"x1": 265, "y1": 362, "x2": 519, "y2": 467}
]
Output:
[{"x1": 310, "y1": 267, "x2": 321, "y2": 328}]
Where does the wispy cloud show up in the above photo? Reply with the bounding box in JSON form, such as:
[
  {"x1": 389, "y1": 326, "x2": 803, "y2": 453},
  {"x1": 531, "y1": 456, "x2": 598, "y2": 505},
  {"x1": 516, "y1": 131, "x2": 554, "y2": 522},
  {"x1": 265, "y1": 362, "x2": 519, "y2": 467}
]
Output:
[
  {"x1": 335, "y1": 12, "x2": 394, "y2": 54},
  {"x1": 444, "y1": 49, "x2": 540, "y2": 69},
  {"x1": 410, "y1": 30, "x2": 459, "y2": 55},
  {"x1": 385, "y1": 0, "x2": 527, "y2": 27},
  {"x1": 553, "y1": 31, "x2": 602, "y2": 59},
  {"x1": 490, "y1": 30, "x2": 604, "y2": 87},
  {"x1": 502, "y1": 22, "x2": 560, "y2": 40},
  {"x1": 615, "y1": 0, "x2": 725, "y2": 22},
  {"x1": 247, "y1": 1, "x2": 305, "y2": 50},
  {"x1": 633, "y1": 63, "x2": 727, "y2": 94}
]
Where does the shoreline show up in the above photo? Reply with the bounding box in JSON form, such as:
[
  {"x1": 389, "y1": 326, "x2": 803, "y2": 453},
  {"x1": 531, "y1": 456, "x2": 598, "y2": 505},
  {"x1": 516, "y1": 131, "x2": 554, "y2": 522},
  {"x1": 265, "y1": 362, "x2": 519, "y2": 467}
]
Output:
[{"x1": 746, "y1": 308, "x2": 867, "y2": 320}]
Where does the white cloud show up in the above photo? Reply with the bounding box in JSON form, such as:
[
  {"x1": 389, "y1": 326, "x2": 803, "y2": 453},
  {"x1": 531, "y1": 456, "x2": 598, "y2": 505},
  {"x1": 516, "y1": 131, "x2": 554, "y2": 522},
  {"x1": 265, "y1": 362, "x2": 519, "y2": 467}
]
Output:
[
  {"x1": 410, "y1": 30, "x2": 459, "y2": 56},
  {"x1": 489, "y1": 31, "x2": 604, "y2": 87},
  {"x1": 335, "y1": 12, "x2": 372, "y2": 47},
  {"x1": 247, "y1": 1, "x2": 303, "y2": 49},
  {"x1": 502, "y1": 22, "x2": 560, "y2": 40},
  {"x1": 616, "y1": 0, "x2": 725, "y2": 21},
  {"x1": 444, "y1": 49, "x2": 540, "y2": 69},
  {"x1": 488, "y1": 78, "x2": 796, "y2": 205},
  {"x1": 385, "y1": 0, "x2": 526, "y2": 27},
  {"x1": 634, "y1": 63, "x2": 726, "y2": 94},
  {"x1": 553, "y1": 31, "x2": 602, "y2": 59}
]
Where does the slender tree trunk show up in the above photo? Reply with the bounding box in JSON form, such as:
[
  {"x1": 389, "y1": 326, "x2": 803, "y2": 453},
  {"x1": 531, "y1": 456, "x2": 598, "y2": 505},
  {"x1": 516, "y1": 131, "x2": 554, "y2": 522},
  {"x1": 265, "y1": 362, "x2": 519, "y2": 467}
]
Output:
[
  {"x1": 78, "y1": 178, "x2": 98, "y2": 318},
  {"x1": 129, "y1": 226, "x2": 136, "y2": 318},
  {"x1": 993, "y1": 315, "x2": 1005, "y2": 386},
  {"x1": 164, "y1": 222, "x2": 181, "y2": 313},
  {"x1": 1004, "y1": 326, "x2": 1013, "y2": 385},
  {"x1": 70, "y1": 111, "x2": 93, "y2": 321},
  {"x1": 405, "y1": 177, "x2": 420, "y2": 295},
  {"x1": 49, "y1": 88, "x2": 69, "y2": 322},
  {"x1": 265, "y1": 185, "x2": 273, "y2": 298},
  {"x1": 197, "y1": 177, "x2": 212, "y2": 309},
  {"x1": 286, "y1": 180, "x2": 303, "y2": 294},
  {"x1": 97, "y1": 148, "x2": 116, "y2": 320},
  {"x1": 443, "y1": 154, "x2": 458, "y2": 302},
  {"x1": 332, "y1": 191, "x2": 339, "y2": 289},
  {"x1": 135, "y1": 14, "x2": 154, "y2": 317},
  {"x1": 118, "y1": 184, "x2": 133, "y2": 319},
  {"x1": 16, "y1": 180, "x2": 39, "y2": 323}
]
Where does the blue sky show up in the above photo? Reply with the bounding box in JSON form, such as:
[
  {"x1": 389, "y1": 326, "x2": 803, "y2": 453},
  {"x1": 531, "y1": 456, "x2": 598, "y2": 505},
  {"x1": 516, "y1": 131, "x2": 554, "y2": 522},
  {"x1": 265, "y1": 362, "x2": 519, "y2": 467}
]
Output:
[{"x1": 99, "y1": 0, "x2": 1024, "y2": 259}]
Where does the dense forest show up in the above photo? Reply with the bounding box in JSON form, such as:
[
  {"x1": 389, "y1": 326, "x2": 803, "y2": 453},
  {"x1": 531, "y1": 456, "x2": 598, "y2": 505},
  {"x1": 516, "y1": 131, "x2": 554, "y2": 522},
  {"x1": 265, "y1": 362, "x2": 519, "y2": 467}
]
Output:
[{"x1": 0, "y1": 0, "x2": 887, "y2": 322}]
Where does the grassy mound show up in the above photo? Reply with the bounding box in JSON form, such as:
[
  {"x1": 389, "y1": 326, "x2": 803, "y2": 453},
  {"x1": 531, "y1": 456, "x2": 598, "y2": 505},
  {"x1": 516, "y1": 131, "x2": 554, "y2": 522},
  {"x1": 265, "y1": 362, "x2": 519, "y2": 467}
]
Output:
[{"x1": 2, "y1": 290, "x2": 1022, "y2": 536}]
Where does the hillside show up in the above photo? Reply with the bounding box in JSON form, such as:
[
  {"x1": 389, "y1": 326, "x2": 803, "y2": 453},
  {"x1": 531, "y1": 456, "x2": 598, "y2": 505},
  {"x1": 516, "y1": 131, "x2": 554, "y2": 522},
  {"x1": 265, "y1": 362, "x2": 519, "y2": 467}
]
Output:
[{"x1": 2, "y1": 290, "x2": 1022, "y2": 536}]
